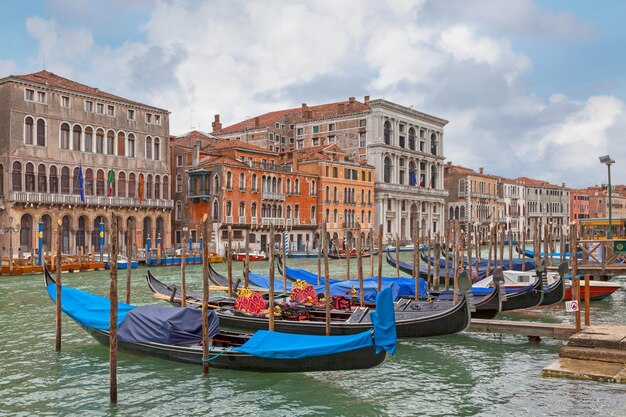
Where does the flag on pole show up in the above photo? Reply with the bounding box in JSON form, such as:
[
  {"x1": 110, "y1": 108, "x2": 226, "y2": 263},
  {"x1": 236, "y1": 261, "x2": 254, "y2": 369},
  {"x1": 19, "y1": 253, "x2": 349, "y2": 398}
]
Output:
[
  {"x1": 138, "y1": 173, "x2": 144, "y2": 204},
  {"x1": 78, "y1": 164, "x2": 85, "y2": 203},
  {"x1": 107, "y1": 169, "x2": 115, "y2": 196}
]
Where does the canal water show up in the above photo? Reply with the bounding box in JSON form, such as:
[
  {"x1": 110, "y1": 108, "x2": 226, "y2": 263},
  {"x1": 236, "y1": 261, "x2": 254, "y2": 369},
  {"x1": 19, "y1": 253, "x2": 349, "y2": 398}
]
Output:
[{"x1": 1, "y1": 253, "x2": 625, "y2": 416}]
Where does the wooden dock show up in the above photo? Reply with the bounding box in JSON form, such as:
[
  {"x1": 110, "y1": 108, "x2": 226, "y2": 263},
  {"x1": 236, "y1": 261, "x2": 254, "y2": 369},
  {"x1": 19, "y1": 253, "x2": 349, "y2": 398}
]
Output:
[
  {"x1": 542, "y1": 324, "x2": 626, "y2": 383},
  {"x1": 468, "y1": 319, "x2": 577, "y2": 341}
]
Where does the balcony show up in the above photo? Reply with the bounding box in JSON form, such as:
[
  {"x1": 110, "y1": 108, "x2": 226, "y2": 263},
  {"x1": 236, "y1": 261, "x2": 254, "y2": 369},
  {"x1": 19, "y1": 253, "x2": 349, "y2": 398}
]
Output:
[
  {"x1": 252, "y1": 218, "x2": 258, "y2": 225},
  {"x1": 262, "y1": 192, "x2": 286, "y2": 201},
  {"x1": 286, "y1": 219, "x2": 292, "y2": 226},
  {"x1": 9, "y1": 191, "x2": 174, "y2": 209},
  {"x1": 261, "y1": 218, "x2": 285, "y2": 226},
  {"x1": 225, "y1": 216, "x2": 233, "y2": 224},
  {"x1": 375, "y1": 182, "x2": 448, "y2": 198},
  {"x1": 238, "y1": 216, "x2": 246, "y2": 224}
]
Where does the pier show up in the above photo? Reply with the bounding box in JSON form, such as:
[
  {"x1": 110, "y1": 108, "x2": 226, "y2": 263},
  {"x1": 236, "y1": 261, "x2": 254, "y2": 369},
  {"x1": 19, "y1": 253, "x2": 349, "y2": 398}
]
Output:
[{"x1": 468, "y1": 319, "x2": 576, "y2": 341}]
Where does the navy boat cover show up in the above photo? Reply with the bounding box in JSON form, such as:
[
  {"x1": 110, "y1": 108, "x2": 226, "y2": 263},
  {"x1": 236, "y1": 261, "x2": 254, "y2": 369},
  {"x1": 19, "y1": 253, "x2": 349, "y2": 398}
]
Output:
[
  {"x1": 234, "y1": 287, "x2": 397, "y2": 359},
  {"x1": 118, "y1": 305, "x2": 219, "y2": 345}
]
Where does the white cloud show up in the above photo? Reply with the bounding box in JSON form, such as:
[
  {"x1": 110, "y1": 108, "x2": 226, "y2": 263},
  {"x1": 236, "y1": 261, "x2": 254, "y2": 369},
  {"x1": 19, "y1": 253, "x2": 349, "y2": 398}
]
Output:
[{"x1": 15, "y1": 0, "x2": 622, "y2": 187}]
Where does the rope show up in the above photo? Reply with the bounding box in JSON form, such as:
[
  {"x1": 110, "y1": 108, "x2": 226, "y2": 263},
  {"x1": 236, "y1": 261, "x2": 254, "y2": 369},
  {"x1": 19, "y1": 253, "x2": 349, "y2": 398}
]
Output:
[{"x1": 201, "y1": 346, "x2": 232, "y2": 363}]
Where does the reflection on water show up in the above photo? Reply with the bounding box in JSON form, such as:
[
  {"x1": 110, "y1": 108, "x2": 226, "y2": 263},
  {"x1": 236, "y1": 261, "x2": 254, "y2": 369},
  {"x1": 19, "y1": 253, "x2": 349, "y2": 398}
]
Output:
[{"x1": 1, "y1": 253, "x2": 625, "y2": 416}]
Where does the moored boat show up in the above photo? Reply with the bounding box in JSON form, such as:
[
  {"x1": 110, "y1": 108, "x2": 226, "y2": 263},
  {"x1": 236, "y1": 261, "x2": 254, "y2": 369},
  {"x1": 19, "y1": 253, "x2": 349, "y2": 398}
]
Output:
[
  {"x1": 45, "y1": 269, "x2": 395, "y2": 372},
  {"x1": 233, "y1": 251, "x2": 267, "y2": 261}
]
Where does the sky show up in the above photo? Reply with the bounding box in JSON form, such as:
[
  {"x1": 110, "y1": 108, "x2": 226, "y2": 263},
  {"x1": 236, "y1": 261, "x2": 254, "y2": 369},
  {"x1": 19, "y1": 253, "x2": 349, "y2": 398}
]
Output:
[{"x1": 1, "y1": 0, "x2": 625, "y2": 188}]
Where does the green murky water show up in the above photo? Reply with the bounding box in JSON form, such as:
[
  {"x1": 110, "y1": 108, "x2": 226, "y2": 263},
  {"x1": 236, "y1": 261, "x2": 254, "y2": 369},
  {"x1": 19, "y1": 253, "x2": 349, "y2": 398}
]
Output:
[{"x1": 1, "y1": 254, "x2": 625, "y2": 416}]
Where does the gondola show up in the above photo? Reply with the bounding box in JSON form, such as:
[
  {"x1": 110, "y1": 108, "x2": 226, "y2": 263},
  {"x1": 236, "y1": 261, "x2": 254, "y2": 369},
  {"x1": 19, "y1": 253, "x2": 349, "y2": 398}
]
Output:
[
  {"x1": 515, "y1": 246, "x2": 581, "y2": 261},
  {"x1": 45, "y1": 269, "x2": 395, "y2": 372},
  {"x1": 385, "y1": 251, "x2": 430, "y2": 279},
  {"x1": 146, "y1": 271, "x2": 473, "y2": 338},
  {"x1": 278, "y1": 260, "x2": 502, "y2": 319},
  {"x1": 327, "y1": 249, "x2": 378, "y2": 260},
  {"x1": 539, "y1": 262, "x2": 566, "y2": 305},
  {"x1": 419, "y1": 251, "x2": 536, "y2": 280}
]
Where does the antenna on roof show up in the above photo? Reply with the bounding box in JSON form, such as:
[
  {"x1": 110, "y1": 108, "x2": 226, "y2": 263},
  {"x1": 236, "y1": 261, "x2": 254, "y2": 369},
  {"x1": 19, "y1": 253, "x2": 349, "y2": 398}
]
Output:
[
  {"x1": 190, "y1": 109, "x2": 194, "y2": 130},
  {"x1": 43, "y1": 52, "x2": 46, "y2": 71}
]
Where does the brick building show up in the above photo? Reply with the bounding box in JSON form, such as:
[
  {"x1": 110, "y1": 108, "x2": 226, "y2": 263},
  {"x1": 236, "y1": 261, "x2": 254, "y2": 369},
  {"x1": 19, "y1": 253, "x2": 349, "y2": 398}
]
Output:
[
  {"x1": 570, "y1": 189, "x2": 592, "y2": 222},
  {"x1": 282, "y1": 144, "x2": 375, "y2": 246},
  {"x1": 0, "y1": 70, "x2": 172, "y2": 257},
  {"x1": 213, "y1": 96, "x2": 448, "y2": 241}
]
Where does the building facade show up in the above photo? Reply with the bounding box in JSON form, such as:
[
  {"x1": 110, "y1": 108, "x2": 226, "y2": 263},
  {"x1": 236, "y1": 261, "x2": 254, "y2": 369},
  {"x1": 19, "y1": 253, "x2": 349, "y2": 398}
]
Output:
[
  {"x1": 0, "y1": 70, "x2": 172, "y2": 257},
  {"x1": 499, "y1": 178, "x2": 526, "y2": 240},
  {"x1": 570, "y1": 189, "x2": 592, "y2": 222},
  {"x1": 285, "y1": 144, "x2": 375, "y2": 247},
  {"x1": 516, "y1": 177, "x2": 570, "y2": 238},
  {"x1": 213, "y1": 97, "x2": 449, "y2": 241}
]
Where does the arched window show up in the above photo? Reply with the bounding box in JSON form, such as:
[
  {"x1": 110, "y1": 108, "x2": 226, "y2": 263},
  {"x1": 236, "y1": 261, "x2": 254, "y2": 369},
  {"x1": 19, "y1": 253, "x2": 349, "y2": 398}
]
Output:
[
  {"x1": 72, "y1": 125, "x2": 82, "y2": 151},
  {"x1": 95, "y1": 129, "x2": 104, "y2": 153},
  {"x1": 118, "y1": 172, "x2": 126, "y2": 197},
  {"x1": 311, "y1": 180, "x2": 316, "y2": 196},
  {"x1": 431, "y1": 133, "x2": 437, "y2": 155},
  {"x1": 361, "y1": 189, "x2": 364, "y2": 204},
  {"x1": 286, "y1": 178, "x2": 291, "y2": 194},
  {"x1": 146, "y1": 174, "x2": 153, "y2": 199},
  {"x1": 226, "y1": 171, "x2": 232, "y2": 189},
  {"x1": 271, "y1": 177, "x2": 277, "y2": 193},
  {"x1": 49, "y1": 166, "x2": 58, "y2": 193},
  {"x1": 154, "y1": 137, "x2": 160, "y2": 160},
  {"x1": 25, "y1": 163, "x2": 35, "y2": 192},
  {"x1": 106, "y1": 130, "x2": 115, "y2": 155},
  {"x1": 214, "y1": 174, "x2": 219, "y2": 192},
  {"x1": 154, "y1": 175, "x2": 161, "y2": 199},
  {"x1": 368, "y1": 190, "x2": 371, "y2": 204},
  {"x1": 212, "y1": 200, "x2": 220, "y2": 220},
  {"x1": 252, "y1": 174, "x2": 257, "y2": 192},
  {"x1": 146, "y1": 136, "x2": 152, "y2": 159},
  {"x1": 36, "y1": 119, "x2": 46, "y2": 146},
  {"x1": 278, "y1": 205, "x2": 282, "y2": 218},
  {"x1": 176, "y1": 174, "x2": 183, "y2": 193},
  {"x1": 431, "y1": 164, "x2": 437, "y2": 188},
  {"x1": 127, "y1": 133, "x2": 136, "y2": 157},
  {"x1": 295, "y1": 179, "x2": 300, "y2": 194},
  {"x1": 72, "y1": 167, "x2": 81, "y2": 194},
  {"x1": 12, "y1": 162, "x2": 22, "y2": 191},
  {"x1": 61, "y1": 166, "x2": 70, "y2": 194},
  {"x1": 37, "y1": 164, "x2": 47, "y2": 193},
  {"x1": 325, "y1": 186, "x2": 330, "y2": 202},
  {"x1": 60, "y1": 123, "x2": 70, "y2": 149},
  {"x1": 384, "y1": 156, "x2": 392, "y2": 183},
  {"x1": 333, "y1": 187, "x2": 337, "y2": 203},
  {"x1": 117, "y1": 132, "x2": 125, "y2": 156},
  {"x1": 128, "y1": 173, "x2": 136, "y2": 198},
  {"x1": 251, "y1": 202, "x2": 257, "y2": 218},
  {"x1": 226, "y1": 201, "x2": 232, "y2": 216},
  {"x1": 459, "y1": 179, "x2": 466, "y2": 192},
  {"x1": 384, "y1": 120, "x2": 391, "y2": 145},
  {"x1": 84, "y1": 127, "x2": 93, "y2": 152},
  {"x1": 239, "y1": 202, "x2": 245, "y2": 219},
  {"x1": 287, "y1": 205, "x2": 292, "y2": 219},
  {"x1": 85, "y1": 168, "x2": 93, "y2": 195},
  {"x1": 175, "y1": 201, "x2": 182, "y2": 221},
  {"x1": 162, "y1": 175, "x2": 169, "y2": 199},
  {"x1": 408, "y1": 127, "x2": 416, "y2": 150},
  {"x1": 96, "y1": 169, "x2": 105, "y2": 196},
  {"x1": 368, "y1": 211, "x2": 372, "y2": 223},
  {"x1": 239, "y1": 173, "x2": 245, "y2": 191},
  {"x1": 24, "y1": 117, "x2": 34, "y2": 145},
  {"x1": 333, "y1": 209, "x2": 338, "y2": 222}
]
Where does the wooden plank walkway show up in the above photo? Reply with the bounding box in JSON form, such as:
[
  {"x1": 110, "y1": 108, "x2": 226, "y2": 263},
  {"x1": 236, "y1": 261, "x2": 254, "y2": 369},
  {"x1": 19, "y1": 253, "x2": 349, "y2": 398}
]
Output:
[{"x1": 467, "y1": 319, "x2": 577, "y2": 340}]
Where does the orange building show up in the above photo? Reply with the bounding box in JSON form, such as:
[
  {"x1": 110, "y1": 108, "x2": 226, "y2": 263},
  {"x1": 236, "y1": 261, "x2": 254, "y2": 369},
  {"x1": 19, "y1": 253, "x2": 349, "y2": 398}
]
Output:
[
  {"x1": 283, "y1": 145, "x2": 375, "y2": 247},
  {"x1": 173, "y1": 136, "x2": 318, "y2": 253}
]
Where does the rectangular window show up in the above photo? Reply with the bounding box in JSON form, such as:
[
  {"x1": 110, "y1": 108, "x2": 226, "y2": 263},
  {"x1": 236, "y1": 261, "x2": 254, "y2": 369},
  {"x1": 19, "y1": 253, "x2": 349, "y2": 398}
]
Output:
[
  {"x1": 154, "y1": 114, "x2": 161, "y2": 125},
  {"x1": 25, "y1": 89, "x2": 34, "y2": 101},
  {"x1": 359, "y1": 119, "x2": 366, "y2": 127},
  {"x1": 296, "y1": 128, "x2": 303, "y2": 136},
  {"x1": 61, "y1": 96, "x2": 70, "y2": 108},
  {"x1": 107, "y1": 105, "x2": 115, "y2": 116},
  {"x1": 328, "y1": 123, "x2": 336, "y2": 131},
  {"x1": 275, "y1": 123, "x2": 280, "y2": 129},
  {"x1": 175, "y1": 230, "x2": 181, "y2": 244},
  {"x1": 313, "y1": 138, "x2": 319, "y2": 146},
  {"x1": 127, "y1": 109, "x2": 135, "y2": 120},
  {"x1": 37, "y1": 91, "x2": 46, "y2": 103},
  {"x1": 359, "y1": 132, "x2": 366, "y2": 147},
  {"x1": 325, "y1": 166, "x2": 330, "y2": 177},
  {"x1": 289, "y1": 124, "x2": 295, "y2": 130},
  {"x1": 297, "y1": 140, "x2": 304, "y2": 149},
  {"x1": 177, "y1": 155, "x2": 183, "y2": 167},
  {"x1": 328, "y1": 135, "x2": 336, "y2": 144},
  {"x1": 312, "y1": 125, "x2": 319, "y2": 134},
  {"x1": 85, "y1": 101, "x2": 93, "y2": 112},
  {"x1": 146, "y1": 113, "x2": 152, "y2": 124},
  {"x1": 96, "y1": 103, "x2": 104, "y2": 114}
]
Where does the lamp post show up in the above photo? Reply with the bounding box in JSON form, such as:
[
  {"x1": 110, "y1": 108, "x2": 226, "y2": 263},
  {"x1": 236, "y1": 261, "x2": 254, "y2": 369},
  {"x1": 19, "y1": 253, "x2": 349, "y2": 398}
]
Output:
[{"x1": 599, "y1": 155, "x2": 616, "y2": 239}]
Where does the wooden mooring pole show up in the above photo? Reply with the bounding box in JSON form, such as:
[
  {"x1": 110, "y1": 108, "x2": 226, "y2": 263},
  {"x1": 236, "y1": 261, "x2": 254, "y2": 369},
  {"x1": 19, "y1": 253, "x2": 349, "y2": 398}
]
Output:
[
  {"x1": 180, "y1": 236, "x2": 187, "y2": 307},
  {"x1": 369, "y1": 228, "x2": 374, "y2": 279},
  {"x1": 356, "y1": 223, "x2": 364, "y2": 307},
  {"x1": 201, "y1": 214, "x2": 210, "y2": 374},
  {"x1": 55, "y1": 219, "x2": 62, "y2": 352},
  {"x1": 323, "y1": 222, "x2": 330, "y2": 336},
  {"x1": 585, "y1": 275, "x2": 591, "y2": 327},
  {"x1": 453, "y1": 221, "x2": 459, "y2": 304},
  {"x1": 125, "y1": 229, "x2": 132, "y2": 304},
  {"x1": 268, "y1": 224, "x2": 275, "y2": 332},
  {"x1": 244, "y1": 229, "x2": 250, "y2": 288},
  {"x1": 316, "y1": 231, "x2": 322, "y2": 286},
  {"x1": 227, "y1": 225, "x2": 233, "y2": 297},
  {"x1": 413, "y1": 222, "x2": 419, "y2": 299},
  {"x1": 345, "y1": 231, "x2": 351, "y2": 281},
  {"x1": 395, "y1": 233, "x2": 400, "y2": 278},
  {"x1": 377, "y1": 225, "x2": 383, "y2": 292},
  {"x1": 282, "y1": 228, "x2": 287, "y2": 295},
  {"x1": 109, "y1": 215, "x2": 119, "y2": 403}
]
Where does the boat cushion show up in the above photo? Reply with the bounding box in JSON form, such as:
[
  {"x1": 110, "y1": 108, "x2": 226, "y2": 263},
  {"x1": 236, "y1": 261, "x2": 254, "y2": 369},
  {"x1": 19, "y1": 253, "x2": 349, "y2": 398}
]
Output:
[{"x1": 117, "y1": 305, "x2": 219, "y2": 346}]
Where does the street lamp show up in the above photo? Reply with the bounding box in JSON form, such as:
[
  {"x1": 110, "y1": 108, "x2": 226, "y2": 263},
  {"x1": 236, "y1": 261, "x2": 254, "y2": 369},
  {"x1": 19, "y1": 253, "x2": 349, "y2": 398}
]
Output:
[{"x1": 599, "y1": 155, "x2": 616, "y2": 239}]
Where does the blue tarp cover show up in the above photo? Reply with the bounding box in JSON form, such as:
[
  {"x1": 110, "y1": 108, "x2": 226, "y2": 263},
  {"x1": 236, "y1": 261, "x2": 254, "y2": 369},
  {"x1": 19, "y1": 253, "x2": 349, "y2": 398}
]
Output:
[
  {"x1": 370, "y1": 287, "x2": 397, "y2": 355},
  {"x1": 234, "y1": 329, "x2": 374, "y2": 359},
  {"x1": 234, "y1": 287, "x2": 397, "y2": 358},
  {"x1": 118, "y1": 305, "x2": 219, "y2": 345},
  {"x1": 323, "y1": 280, "x2": 400, "y2": 303},
  {"x1": 46, "y1": 283, "x2": 135, "y2": 330},
  {"x1": 248, "y1": 272, "x2": 293, "y2": 291}
]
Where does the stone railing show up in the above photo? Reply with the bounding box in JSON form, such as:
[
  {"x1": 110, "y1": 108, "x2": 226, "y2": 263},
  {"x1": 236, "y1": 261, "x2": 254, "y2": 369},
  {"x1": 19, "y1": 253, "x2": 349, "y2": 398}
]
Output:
[{"x1": 9, "y1": 191, "x2": 173, "y2": 209}]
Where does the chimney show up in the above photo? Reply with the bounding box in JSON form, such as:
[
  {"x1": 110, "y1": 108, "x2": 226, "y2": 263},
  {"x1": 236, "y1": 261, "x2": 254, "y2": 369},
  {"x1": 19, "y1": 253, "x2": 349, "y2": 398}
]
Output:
[
  {"x1": 193, "y1": 140, "x2": 201, "y2": 167},
  {"x1": 479, "y1": 167, "x2": 484, "y2": 174},
  {"x1": 212, "y1": 114, "x2": 222, "y2": 133},
  {"x1": 446, "y1": 161, "x2": 452, "y2": 167},
  {"x1": 562, "y1": 182, "x2": 566, "y2": 188},
  {"x1": 254, "y1": 116, "x2": 260, "y2": 127},
  {"x1": 364, "y1": 95, "x2": 370, "y2": 103},
  {"x1": 348, "y1": 96, "x2": 355, "y2": 103},
  {"x1": 301, "y1": 103, "x2": 308, "y2": 116},
  {"x1": 337, "y1": 103, "x2": 345, "y2": 114}
]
